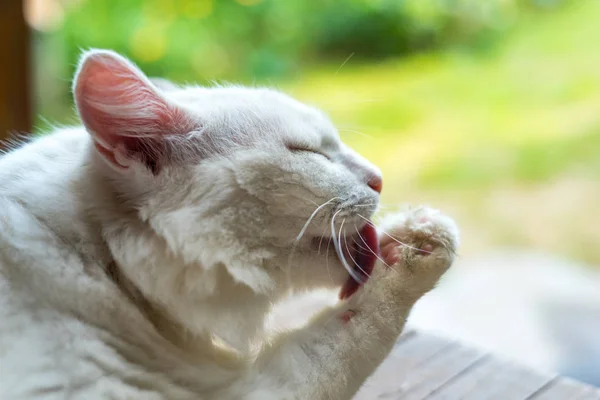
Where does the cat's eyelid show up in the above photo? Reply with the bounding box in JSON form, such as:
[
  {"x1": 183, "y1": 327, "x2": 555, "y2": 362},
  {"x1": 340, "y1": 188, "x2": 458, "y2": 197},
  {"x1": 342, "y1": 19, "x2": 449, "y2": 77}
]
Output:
[
  {"x1": 286, "y1": 143, "x2": 313, "y2": 152},
  {"x1": 286, "y1": 143, "x2": 330, "y2": 160}
]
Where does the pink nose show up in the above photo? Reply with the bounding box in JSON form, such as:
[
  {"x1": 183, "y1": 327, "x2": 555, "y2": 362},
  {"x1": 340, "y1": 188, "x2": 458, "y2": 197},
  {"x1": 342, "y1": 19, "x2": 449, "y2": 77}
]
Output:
[{"x1": 368, "y1": 175, "x2": 383, "y2": 194}]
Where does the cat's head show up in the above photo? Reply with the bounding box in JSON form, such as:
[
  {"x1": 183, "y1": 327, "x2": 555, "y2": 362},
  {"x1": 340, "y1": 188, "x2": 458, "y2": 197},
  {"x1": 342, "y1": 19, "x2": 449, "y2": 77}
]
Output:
[{"x1": 74, "y1": 49, "x2": 381, "y2": 301}]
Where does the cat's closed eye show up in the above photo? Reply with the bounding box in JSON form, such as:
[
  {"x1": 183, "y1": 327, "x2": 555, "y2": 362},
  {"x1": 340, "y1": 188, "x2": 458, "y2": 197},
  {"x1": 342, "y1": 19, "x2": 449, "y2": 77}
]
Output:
[{"x1": 286, "y1": 144, "x2": 330, "y2": 160}]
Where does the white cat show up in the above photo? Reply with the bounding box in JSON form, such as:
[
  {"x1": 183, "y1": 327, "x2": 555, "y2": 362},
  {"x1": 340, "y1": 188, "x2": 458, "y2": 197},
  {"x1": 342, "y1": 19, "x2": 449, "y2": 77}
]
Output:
[{"x1": 0, "y1": 49, "x2": 458, "y2": 399}]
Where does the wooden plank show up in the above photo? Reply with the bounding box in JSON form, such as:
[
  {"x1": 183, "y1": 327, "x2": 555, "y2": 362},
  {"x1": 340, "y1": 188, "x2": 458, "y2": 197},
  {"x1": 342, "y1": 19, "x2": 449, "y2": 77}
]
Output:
[
  {"x1": 393, "y1": 342, "x2": 486, "y2": 400},
  {"x1": 528, "y1": 377, "x2": 600, "y2": 400},
  {"x1": 355, "y1": 331, "x2": 453, "y2": 399},
  {"x1": 356, "y1": 331, "x2": 600, "y2": 400},
  {"x1": 425, "y1": 356, "x2": 554, "y2": 400},
  {"x1": 0, "y1": 0, "x2": 31, "y2": 142},
  {"x1": 356, "y1": 332, "x2": 485, "y2": 399}
]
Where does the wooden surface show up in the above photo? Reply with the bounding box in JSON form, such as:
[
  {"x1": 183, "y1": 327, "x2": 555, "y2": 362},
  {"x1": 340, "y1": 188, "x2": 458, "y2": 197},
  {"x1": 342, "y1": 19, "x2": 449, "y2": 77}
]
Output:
[
  {"x1": 357, "y1": 330, "x2": 600, "y2": 400},
  {"x1": 0, "y1": 0, "x2": 31, "y2": 141}
]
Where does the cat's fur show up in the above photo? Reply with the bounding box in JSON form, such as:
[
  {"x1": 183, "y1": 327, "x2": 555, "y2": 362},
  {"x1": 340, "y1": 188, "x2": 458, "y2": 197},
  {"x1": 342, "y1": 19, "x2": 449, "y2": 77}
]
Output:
[{"x1": 0, "y1": 50, "x2": 458, "y2": 399}]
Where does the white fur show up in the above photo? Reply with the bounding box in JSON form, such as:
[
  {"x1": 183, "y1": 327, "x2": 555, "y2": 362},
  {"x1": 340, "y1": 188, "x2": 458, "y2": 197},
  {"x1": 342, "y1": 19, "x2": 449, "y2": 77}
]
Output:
[{"x1": 0, "y1": 50, "x2": 458, "y2": 399}]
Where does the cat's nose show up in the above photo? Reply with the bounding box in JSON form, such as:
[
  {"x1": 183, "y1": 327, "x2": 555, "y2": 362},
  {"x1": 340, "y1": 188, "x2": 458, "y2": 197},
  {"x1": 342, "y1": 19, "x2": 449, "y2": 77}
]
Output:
[{"x1": 368, "y1": 175, "x2": 382, "y2": 194}]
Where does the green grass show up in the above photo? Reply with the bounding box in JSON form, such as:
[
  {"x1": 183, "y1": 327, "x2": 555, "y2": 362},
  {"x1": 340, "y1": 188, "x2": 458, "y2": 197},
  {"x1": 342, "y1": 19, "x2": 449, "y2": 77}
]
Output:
[
  {"x1": 283, "y1": 0, "x2": 600, "y2": 264},
  {"x1": 285, "y1": 0, "x2": 600, "y2": 192}
]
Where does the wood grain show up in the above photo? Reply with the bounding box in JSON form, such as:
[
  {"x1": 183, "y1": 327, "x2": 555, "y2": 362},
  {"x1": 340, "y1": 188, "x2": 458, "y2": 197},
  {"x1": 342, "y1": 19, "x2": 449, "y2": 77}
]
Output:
[
  {"x1": 356, "y1": 331, "x2": 599, "y2": 400},
  {"x1": 528, "y1": 377, "x2": 600, "y2": 400}
]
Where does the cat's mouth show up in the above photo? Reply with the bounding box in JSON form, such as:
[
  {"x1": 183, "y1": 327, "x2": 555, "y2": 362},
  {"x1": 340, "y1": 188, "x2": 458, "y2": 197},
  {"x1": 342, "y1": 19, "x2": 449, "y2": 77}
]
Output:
[{"x1": 338, "y1": 222, "x2": 380, "y2": 299}]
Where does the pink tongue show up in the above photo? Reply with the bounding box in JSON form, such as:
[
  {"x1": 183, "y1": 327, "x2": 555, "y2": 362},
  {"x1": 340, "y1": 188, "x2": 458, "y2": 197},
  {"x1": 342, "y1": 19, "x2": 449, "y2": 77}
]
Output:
[{"x1": 339, "y1": 223, "x2": 380, "y2": 299}]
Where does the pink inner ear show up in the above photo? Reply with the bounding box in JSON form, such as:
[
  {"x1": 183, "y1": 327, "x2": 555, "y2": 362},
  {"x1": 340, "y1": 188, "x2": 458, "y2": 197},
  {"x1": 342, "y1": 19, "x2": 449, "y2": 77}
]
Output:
[{"x1": 74, "y1": 51, "x2": 195, "y2": 152}]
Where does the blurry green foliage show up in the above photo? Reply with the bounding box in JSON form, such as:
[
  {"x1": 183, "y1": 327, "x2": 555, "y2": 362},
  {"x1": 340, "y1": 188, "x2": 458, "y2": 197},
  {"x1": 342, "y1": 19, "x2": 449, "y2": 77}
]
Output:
[
  {"x1": 279, "y1": 0, "x2": 600, "y2": 192},
  {"x1": 45, "y1": 0, "x2": 562, "y2": 83}
]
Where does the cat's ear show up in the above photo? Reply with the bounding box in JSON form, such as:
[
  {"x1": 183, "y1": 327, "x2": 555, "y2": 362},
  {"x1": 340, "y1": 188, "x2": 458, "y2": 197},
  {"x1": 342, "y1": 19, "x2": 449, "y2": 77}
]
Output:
[{"x1": 73, "y1": 49, "x2": 197, "y2": 173}]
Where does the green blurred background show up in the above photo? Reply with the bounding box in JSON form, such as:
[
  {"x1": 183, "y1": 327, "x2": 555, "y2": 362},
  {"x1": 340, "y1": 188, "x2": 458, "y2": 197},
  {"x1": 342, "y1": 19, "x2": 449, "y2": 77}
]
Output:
[{"x1": 29, "y1": 0, "x2": 600, "y2": 265}]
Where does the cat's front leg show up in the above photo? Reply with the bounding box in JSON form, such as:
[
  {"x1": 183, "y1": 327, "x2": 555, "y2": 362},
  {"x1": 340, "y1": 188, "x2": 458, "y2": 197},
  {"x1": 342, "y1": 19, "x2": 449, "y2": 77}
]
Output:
[{"x1": 246, "y1": 207, "x2": 459, "y2": 400}]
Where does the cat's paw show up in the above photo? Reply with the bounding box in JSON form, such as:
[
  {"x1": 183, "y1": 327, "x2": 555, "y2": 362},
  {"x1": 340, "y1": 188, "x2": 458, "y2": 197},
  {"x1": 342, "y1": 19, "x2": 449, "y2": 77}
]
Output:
[{"x1": 376, "y1": 206, "x2": 459, "y2": 298}]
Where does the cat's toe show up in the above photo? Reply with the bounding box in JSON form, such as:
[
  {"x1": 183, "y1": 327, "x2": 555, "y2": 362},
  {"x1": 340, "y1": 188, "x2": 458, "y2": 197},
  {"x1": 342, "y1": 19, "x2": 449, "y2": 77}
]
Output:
[
  {"x1": 379, "y1": 206, "x2": 459, "y2": 257},
  {"x1": 377, "y1": 206, "x2": 459, "y2": 297}
]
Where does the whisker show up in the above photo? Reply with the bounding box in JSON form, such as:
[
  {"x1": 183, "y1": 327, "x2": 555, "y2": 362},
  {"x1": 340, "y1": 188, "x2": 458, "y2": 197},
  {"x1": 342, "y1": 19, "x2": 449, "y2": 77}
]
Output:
[
  {"x1": 356, "y1": 214, "x2": 429, "y2": 254},
  {"x1": 287, "y1": 197, "x2": 338, "y2": 273},
  {"x1": 352, "y1": 203, "x2": 396, "y2": 213},
  {"x1": 343, "y1": 229, "x2": 371, "y2": 279},
  {"x1": 325, "y1": 234, "x2": 333, "y2": 283},
  {"x1": 334, "y1": 52, "x2": 355, "y2": 76},
  {"x1": 352, "y1": 241, "x2": 376, "y2": 257},
  {"x1": 354, "y1": 224, "x2": 401, "y2": 276},
  {"x1": 317, "y1": 222, "x2": 330, "y2": 255},
  {"x1": 338, "y1": 128, "x2": 375, "y2": 139},
  {"x1": 332, "y1": 211, "x2": 363, "y2": 284},
  {"x1": 294, "y1": 197, "x2": 339, "y2": 243},
  {"x1": 316, "y1": 218, "x2": 336, "y2": 286},
  {"x1": 382, "y1": 231, "x2": 433, "y2": 255}
]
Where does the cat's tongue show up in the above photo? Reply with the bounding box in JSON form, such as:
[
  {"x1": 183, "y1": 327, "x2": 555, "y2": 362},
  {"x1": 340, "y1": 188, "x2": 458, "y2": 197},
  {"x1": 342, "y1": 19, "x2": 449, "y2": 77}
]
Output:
[{"x1": 339, "y1": 223, "x2": 379, "y2": 299}]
